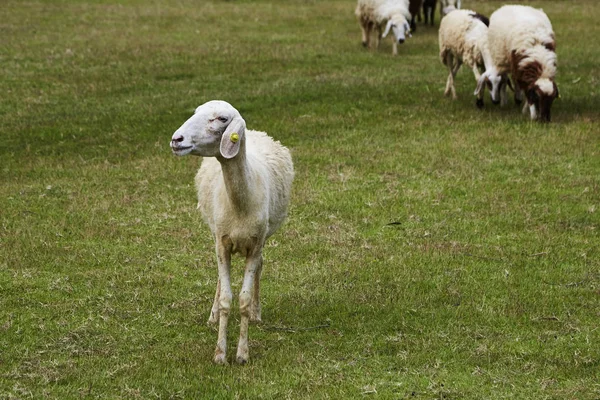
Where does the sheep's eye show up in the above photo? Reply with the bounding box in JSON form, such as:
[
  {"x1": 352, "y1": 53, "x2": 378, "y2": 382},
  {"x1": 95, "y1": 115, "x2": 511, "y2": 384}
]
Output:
[{"x1": 217, "y1": 116, "x2": 228, "y2": 123}]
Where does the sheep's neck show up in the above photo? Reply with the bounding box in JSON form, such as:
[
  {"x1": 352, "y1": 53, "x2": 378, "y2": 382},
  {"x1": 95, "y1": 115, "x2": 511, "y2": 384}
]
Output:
[
  {"x1": 219, "y1": 150, "x2": 252, "y2": 214},
  {"x1": 480, "y1": 45, "x2": 495, "y2": 74}
]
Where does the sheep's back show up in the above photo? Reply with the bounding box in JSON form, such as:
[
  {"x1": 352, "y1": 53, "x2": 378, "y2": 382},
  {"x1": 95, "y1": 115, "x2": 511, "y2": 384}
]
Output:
[
  {"x1": 489, "y1": 5, "x2": 554, "y2": 72},
  {"x1": 439, "y1": 10, "x2": 479, "y2": 65}
]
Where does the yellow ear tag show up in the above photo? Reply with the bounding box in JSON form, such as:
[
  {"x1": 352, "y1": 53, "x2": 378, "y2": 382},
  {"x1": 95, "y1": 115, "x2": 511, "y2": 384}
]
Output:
[{"x1": 230, "y1": 133, "x2": 239, "y2": 143}]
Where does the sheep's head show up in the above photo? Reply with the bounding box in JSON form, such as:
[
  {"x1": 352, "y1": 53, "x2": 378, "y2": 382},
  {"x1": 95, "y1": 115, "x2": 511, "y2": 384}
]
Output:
[
  {"x1": 170, "y1": 100, "x2": 246, "y2": 159},
  {"x1": 527, "y1": 78, "x2": 559, "y2": 122},
  {"x1": 382, "y1": 17, "x2": 411, "y2": 44},
  {"x1": 475, "y1": 70, "x2": 504, "y2": 105}
]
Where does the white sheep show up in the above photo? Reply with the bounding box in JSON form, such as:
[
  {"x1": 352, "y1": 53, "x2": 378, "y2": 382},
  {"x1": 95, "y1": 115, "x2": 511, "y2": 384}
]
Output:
[
  {"x1": 356, "y1": 0, "x2": 412, "y2": 56},
  {"x1": 438, "y1": 9, "x2": 504, "y2": 107},
  {"x1": 440, "y1": 0, "x2": 461, "y2": 18},
  {"x1": 170, "y1": 100, "x2": 294, "y2": 364},
  {"x1": 483, "y1": 5, "x2": 559, "y2": 121}
]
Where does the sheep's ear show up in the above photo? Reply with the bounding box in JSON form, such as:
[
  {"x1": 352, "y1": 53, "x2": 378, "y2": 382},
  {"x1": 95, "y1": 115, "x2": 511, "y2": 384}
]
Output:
[
  {"x1": 474, "y1": 72, "x2": 488, "y2": 96},
  {"x1": 382, "y1": 20, "x2": 393, "y2": 38},
  {"x1": 220, "y1": 116, "x2": 246, "y2": 159},
  {"x1": 405, "y1": 22, "x2": 412, "y2": 37},
  {"x1": 505, "y1": 75, "x2": 514, "y2": 92}
]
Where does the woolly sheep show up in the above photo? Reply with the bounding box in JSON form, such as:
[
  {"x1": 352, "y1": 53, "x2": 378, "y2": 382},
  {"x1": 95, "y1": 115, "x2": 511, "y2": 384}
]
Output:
[
  {"x1": 356, "y1": 0, "x2": 412, "y2": 56},
  {"x1": 439, "y1": 9, "x2": 504, "y2": 107},
  {"x1": 170, "y1": 100, "x2": 294, "y2": 364},
  {"x1": 483, "y1": 5, "x2": 558, "y2": 121}
]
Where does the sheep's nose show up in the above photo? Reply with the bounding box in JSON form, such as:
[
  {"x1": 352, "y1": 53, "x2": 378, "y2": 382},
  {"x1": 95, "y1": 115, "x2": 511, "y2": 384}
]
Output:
[
  {"x1": 398, "y1": 39, "x2": 405, "y2": 44},
  {"x1": 171, "y1": 134, "x2": 184, "y2": 144}
]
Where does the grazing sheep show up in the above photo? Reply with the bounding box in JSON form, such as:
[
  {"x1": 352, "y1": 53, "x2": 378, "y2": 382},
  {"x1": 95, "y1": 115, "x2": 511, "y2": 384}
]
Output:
[
  {"x1": 485, "y1": 5, "x2": 558, "y2": 121},
  {"x1": 439, "y1": 9, "x2": 504, "y2": 107},
  {"x1": 409, "y1": 0, "x2": 423, "y2": 31},
  {"x1": 170, "y1": 100, "x2": 294, "y2": 364},
  {"x1": 356, "y1": 0, "x2": 412, "y2": 56},
  {"x1": 422, "y1": 0, "x2": 437, "y2": 26},
  {"x1": 440, "y1": 0, "x2": 461, "y2": 18}
]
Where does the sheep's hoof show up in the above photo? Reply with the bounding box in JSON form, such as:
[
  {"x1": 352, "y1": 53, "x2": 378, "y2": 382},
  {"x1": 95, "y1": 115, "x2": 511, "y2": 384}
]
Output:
[
  {"x1": 476, "y1": 98, "x2": 484, "y2": 109},
  {"x1": 236, "y1": 355, "x2": 249, "y2": 365},
  {"x1": 250, "y1": 315, "x2": 262, "y2": 324},
  {"x1": 214, "y1": 352, "x2": 228, "y2": 365},
  {"x1": 207, "y1": 312, "x2": 219, "y2": 325},
  {"x1": 362, "y1": 41, "x2": 368, "y2": 48},
  {"x1": 515, "y1": 98, "x2": 522, "y2": 106}
]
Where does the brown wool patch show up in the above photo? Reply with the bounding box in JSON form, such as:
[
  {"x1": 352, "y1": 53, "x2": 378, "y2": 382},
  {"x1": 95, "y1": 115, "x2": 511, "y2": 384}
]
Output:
[{"x1": 511, "y1": 50, "x2": 543, "y2": 91}]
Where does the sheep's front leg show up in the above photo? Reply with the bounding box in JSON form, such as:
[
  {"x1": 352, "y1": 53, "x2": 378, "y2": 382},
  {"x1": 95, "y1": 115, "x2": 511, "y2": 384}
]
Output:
[
  {"x1": 392, "y1": 39, "x2": 398, "y2": 56},
  {"x1": 236, "y1": 249, "x2": 263, "y2": 364},
  {"x1": 251, "y1": 255, "x2": 263, "y2": 323},
  {"x1": 360, "y1": 22, "x2": 369, "y2": 48},
  {"x1": 500, "y1": 81, "x2": 509, "y2": 107},
  {"x1": 214, "y1": 238, "x2": 233, "y2": 365},
  {"x1": 514, "y1": 86, "x2": 524, "y2": 106},
  {"x1": 208, "y1": 279, "x2": 221, "y2": 325},
  {"x1": 472, "y1": 66, "x2": 484, "y2": 108}
]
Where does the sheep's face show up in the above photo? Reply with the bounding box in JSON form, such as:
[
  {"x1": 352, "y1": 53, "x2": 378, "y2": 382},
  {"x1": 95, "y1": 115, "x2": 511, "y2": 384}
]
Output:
[
  {"x1": 475, "y1": 71, "x2": 504, "y2": 104},
  {"x1": 171, "y1": 100, "x2": 243, "y2": 157},
  {"x1": 383, "y1": 18, "x2": 411, "y2": 44},
  {"x1": 488, "y1": 74, "x2": 504, "y2": 104},
  {"x1": 527, "y1": 79, "x2": 558, "y2": 122}
]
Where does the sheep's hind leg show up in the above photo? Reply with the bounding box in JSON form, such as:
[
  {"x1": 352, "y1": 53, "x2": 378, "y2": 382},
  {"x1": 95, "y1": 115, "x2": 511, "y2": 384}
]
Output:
[
  {"x1": 236, "y1": 248, "x2": 263, "y2": 364},
  {"x1": 444, "y1": 54, "x2": 459, "y2": 99},
  {"x1": 208, "y1": 279, "x2": 221, "y2": 325},
  {"x1": 360, "y1": 21, "x2": 369, "y2": 48},
  {"x1": 214, "y1": 238, "x2": 233, "y2": 365}
]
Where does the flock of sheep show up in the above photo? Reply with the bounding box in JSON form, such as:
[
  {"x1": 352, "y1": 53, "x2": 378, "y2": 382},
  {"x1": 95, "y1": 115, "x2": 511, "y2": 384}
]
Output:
[
  {"x1": 169, "y1": 1, "x2": 560, "y2": 365},
  {"x1": 357, "y1": 0, "x2": 559, "y2": 122}
]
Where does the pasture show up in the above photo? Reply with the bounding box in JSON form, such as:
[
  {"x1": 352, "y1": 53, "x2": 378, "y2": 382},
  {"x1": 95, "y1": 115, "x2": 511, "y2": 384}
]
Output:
[{"x1": 1, "y1": 0, "x2": 599, "y2": 398}]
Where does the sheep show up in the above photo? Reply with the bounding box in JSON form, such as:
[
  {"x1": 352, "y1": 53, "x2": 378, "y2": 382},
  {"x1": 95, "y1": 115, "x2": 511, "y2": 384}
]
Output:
[
  {"x1": 439, "y1": 9, "x2": 504, "y2": 108},
  {"x1": 170, "y1": 100, "x2": 294, "y2": 364},
  {"x1": 483, "y1": 5, "x2": 558, "y2": 121},
  {"x1": 356, "y1": 0, "x2": 412, "y2": 56},
  {"x1": 422, "y1": 0, "x2": 437, "y2": 26},
  {"x1": 408, "y1": 0, "x2": 423, "y2": 31},
  {"x1": 440, "y1": 0, "x2": 461, "y2": 18}
]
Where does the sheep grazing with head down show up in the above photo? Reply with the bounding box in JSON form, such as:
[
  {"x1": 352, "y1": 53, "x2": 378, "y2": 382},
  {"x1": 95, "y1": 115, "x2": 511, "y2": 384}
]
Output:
[
  {"x1": 484, "y1": 5, "x2": 559, "y2": 122},
  {"x1": 356, "y1": 0, "x2": 412, "y2": 56},
  {"x1": 170, "y1": 100, "x2": 294, "y2": 364},
  {"x1": 438, "y1": 9, "x2": 505, "y2": 107}
]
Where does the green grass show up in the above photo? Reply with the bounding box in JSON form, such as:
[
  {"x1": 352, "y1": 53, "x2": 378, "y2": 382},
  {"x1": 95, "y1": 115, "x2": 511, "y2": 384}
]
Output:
[{"x1": 1, "y1": 0, "x2": 599, "y2": 398}]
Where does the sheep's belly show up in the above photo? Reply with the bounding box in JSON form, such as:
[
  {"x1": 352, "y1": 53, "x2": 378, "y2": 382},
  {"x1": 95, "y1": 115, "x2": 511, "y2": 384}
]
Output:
[{"x1": 223, "y1": 234, "x2": 261, "y2": 258}]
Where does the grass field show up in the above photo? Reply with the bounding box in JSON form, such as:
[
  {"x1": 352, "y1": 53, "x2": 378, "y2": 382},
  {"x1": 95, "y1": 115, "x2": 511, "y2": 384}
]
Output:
[{"x1": 1, "y1": 0, "x2": 599, "y2": 398}]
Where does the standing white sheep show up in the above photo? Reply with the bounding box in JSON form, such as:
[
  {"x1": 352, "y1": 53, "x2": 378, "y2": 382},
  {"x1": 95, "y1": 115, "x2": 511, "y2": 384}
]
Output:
[
  {"x1": 438, "y1": 9, "x2": 504, "y2": 107},
  {"x1": 356, "y1": 0, "x2": 412, "y2": 56},
  {"x1": 483, "y1": 5, "x2": 559, "y2": 121},
  {"x1": 170, "y1": 100, "x2": 294, "y2": 364}
]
